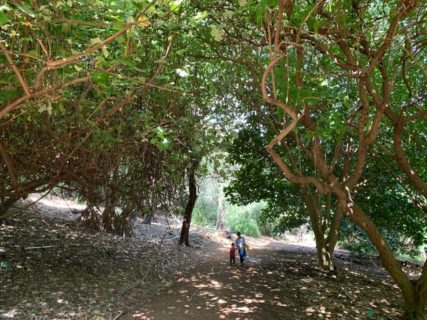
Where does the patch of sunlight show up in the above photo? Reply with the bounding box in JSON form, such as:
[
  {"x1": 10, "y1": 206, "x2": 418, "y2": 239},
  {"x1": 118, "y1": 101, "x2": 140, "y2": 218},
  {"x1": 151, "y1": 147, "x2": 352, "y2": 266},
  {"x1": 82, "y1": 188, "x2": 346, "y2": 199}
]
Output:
[
  {"x1": 244, "y1": 298, "x2": 265, "y2": 304},
  {"x1": 2, "y1": 309, "x2": 18, "y2": 319},
  {"x1": 306, "y1": 306, "x2": 315, "y2": 315},
  {"x1": 56, "y1": 298, "x2": 68, "y2": 304},
  {"x1": 199, "y1": 290, "x2": 216, "y2": 297},
  {"x1": 131, "y1": 311, "x2": 148, "y2": 319},
  {"x1": 210, "y1": 279, "x2": 221, "y2": 287},
  {"x1": 28, "y1": 194, "x2": 86, "y2": 210},
  {"x1": 194, "y1": 280, "x2": 223, "y2": 289},
  {"x1": 277, "y1": 302, "x2": 288, "y2": 307},
  {"x1": 305, "y1": 305, "x2": 332, "y2": 318},
  {"x1": 221, "y1": 304, "x2": 254, "y2": 315}
]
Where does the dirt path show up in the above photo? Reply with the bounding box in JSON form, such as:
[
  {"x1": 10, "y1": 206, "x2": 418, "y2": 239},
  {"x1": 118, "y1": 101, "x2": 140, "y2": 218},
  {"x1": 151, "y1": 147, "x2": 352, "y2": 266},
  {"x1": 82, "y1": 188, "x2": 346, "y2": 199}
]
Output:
[
  {"x1": 123, "y1": 246, "x2": 291, "y2": 320},
  {"x1": 1, "y1": 198, "x2": 419, "y2": 320},
  {"x1": 123, "y1": 250, "x2": 283, "y2": 320},
  {"x1": 120, "y1": 240, "x2": 406, "y2": 320}
]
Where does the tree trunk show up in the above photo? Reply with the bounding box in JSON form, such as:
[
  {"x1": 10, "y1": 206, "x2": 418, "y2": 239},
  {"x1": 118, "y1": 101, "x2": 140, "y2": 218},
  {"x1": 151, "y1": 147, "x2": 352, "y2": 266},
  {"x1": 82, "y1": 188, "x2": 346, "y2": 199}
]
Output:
[
  {"x1": 142, "y1": 213, "x2": 153, "y2": 224},
  {"x1": 102, "y1": 184, "x2": 116, "y2": 232},
  {"x1": 80, "y1": 206, "x2": 101, "y2": 230},
  {"x1": 0, "y1": 196, "x2": 19, "y2": 221},
  {"x1": 340, "y1": 199, "x2": 426, "y2": 319},
  {"x1": 303, "y1": 188, "x2": 342, "y2": 271},
  {"x1": 179, "y1": 162, "x2": 198, "y2": 246},
  {"x1": 413, "y1": 262, "x2": 427, "y2": 319},
  {"x1": 215, "y1": 191, "x2": 226, "y2": 230}
]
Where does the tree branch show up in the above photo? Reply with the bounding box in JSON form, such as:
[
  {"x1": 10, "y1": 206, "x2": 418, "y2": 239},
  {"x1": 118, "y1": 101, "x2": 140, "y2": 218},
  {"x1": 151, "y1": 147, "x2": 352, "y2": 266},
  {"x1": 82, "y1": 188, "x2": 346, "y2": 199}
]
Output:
[
  {"x1": 0, "y1": 76, "x2": 90, "y2": 120},
  {"x1": 0, "y1": 42, "x2": 32, "y2": 96}
]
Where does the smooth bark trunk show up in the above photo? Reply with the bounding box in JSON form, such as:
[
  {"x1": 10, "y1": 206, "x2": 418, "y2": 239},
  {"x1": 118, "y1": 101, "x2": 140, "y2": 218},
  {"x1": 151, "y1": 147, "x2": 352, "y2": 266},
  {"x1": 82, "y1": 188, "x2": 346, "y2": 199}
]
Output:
[
  {"x1": 339, "y1": 199, "x2": 426, "y2": 319},
  {"x1": 215, "y1": 193, "x2": 226, "y2": 230},
  {"x1": 303, "y1": 189, "x2": 342, "y2": 271},
  {"x1": 179, "y1": 162, "x2": 198, "y2": 246}
]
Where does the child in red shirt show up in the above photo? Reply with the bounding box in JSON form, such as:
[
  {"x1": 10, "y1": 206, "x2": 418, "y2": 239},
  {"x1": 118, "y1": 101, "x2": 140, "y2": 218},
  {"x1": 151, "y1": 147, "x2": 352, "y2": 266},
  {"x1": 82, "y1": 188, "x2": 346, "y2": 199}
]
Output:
[{"x1": 229, "y1": 243, "x2": 236, "y2": 266}]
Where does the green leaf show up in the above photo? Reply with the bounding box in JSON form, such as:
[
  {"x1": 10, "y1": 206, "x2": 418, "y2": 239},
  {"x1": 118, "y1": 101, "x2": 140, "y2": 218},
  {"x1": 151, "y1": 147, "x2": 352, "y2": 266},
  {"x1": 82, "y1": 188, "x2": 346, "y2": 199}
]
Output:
[
  {"x1": 115, "y1": 58, "x2": 144, "y2": 72},
  {"x1": 170, "y1": 0, "x2": 183, "y2": 12},
  {"x1": 92, "y1": 72, "x2": 111, "y2": 85},
  {"x1": 0, "y1": 4, "x2": 12, "y2": 12},
  {"x1": 102, "y1": 46, "x2": 109, "y2": 58},
  {"x1": 95, "y1": 56, "x2": 106, "y2": 68},
  {"x1": 16, "y1": 3, "x2": 35, "y2": 17},
  {"x1": 210, "y1": 25, "x2": 224, "y2": 41},
  {"x1": 0, "y1": 89, "x2": 19, "y2": 104},
  {"x1": 156, "y1": 127, "x2": 165, "y2": 138},
  {"x1": 90, "y1": 37, "x2": 102, "y2": 45},
  {"x1": 0, "y1": 12, "x2": 11, "y2": 25},
  {"x1": 313, "y1": 19, "x2": 319, "y2": 33},
  {"x1": 307, "y1": 18, "x2": 319, "y2": 33}
]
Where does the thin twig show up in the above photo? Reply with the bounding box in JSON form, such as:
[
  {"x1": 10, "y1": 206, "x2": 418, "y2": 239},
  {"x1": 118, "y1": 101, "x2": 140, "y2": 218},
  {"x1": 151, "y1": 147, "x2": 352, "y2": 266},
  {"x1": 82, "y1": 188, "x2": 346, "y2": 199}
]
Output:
[
  {"x1": 36, "y1": 38, "x2": 50, "y2": 60},
  {"x1": 0, "y1": 42, "x2": 32, "y2": 96},
  {"x1": 0, "y1": 76, "x2": 90, "y2": 120},
  {"x1": 113, "y1": 311, "x2": 126, "y2": 320}
]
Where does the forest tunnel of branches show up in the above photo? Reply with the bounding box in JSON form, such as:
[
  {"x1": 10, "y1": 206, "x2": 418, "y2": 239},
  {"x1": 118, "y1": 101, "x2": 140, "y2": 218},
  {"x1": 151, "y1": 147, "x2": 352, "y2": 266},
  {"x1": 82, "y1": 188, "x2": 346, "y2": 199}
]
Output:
[{"x1": 0, "y1": 0, "x2": 426, "y2": 318}]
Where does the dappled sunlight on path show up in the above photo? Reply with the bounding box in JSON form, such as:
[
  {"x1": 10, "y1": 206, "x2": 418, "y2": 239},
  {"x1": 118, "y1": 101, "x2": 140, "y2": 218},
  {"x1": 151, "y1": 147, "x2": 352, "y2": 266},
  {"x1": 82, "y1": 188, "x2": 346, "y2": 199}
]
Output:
[
  {"x1": 125, "y1": 253, "x2": 290, "y2": 320},
  {"x1": 0, "y1": 199, "x2": 414, "y2": 319},
  {"x1": 123, "y1": 246, "x2": 405, "y2": 320}
]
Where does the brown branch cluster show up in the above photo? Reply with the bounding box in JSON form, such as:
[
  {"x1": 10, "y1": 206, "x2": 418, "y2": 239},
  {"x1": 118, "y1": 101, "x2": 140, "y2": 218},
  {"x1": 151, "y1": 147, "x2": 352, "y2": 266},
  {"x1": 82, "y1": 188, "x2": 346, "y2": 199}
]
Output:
[{"x1": 261, "y1": 0, "x2": 426, "y2": 315}]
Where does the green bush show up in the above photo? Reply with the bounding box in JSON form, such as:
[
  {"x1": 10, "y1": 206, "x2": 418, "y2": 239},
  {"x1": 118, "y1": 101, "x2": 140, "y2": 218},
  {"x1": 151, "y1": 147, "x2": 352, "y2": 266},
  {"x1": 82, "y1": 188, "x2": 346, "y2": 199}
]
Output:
[
  {"x1": 339, "y1": 222, "x2": 425, "y2": 259},
  {"x1": 190, "y1": 175, "x2": 270, "y2": 236},
  {"x1": 231, "y1": 220, "x2": 261, "y2": 237},
  {"x1": 192, "y1": 200, "x2": 217, "y2": 226},
  {"x1": 224, "y1": 202, "x2": 266, "y2": 237},
  {"x1": 191, "y1": 177, "x2": 220, "y2": 226}
]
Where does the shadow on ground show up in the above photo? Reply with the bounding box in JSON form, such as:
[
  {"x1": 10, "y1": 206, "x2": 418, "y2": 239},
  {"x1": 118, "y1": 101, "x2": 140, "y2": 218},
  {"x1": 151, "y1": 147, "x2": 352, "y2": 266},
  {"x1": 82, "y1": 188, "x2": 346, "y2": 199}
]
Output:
[{"x1": 123, "y1": 248, "x2": 405, "y2": 320}]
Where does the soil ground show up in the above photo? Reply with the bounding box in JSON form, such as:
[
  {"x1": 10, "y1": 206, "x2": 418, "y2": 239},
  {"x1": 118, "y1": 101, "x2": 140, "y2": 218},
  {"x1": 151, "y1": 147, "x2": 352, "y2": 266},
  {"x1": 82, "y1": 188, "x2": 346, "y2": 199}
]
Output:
[
  {"x1": 0, "y1": 196, "x2": 424, "y2": 319},
  {"x1": 121, "y1": 245, "x2": 404, "y2": 320}
]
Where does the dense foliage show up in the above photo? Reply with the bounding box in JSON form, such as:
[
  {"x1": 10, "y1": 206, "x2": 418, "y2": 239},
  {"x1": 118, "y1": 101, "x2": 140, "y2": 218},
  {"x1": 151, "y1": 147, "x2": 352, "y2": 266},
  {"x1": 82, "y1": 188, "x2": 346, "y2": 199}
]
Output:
[
  {"x1": 1, "y1": 0, "x2": 426, "y2": 318},
  {"x1": 0, "y1": 0, "x2": 224, "y2": 233}
]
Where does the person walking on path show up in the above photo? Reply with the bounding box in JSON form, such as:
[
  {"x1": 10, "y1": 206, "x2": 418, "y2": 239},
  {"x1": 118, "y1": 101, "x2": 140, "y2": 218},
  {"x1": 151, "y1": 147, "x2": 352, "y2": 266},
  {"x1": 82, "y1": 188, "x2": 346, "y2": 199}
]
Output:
[
  {"x1": 229, "y1": 243, "x2": 236, "y2": 266},
  {"x1": 235, "y1": 232, "x2": 247, "y2": 266}
]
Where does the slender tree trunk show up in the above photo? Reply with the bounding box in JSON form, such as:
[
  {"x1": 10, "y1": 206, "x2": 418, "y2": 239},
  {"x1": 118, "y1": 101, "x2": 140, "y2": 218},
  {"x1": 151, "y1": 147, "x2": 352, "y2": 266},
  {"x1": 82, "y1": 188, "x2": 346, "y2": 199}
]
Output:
[
  {"x1": 0, "y1": 141, "x2": 19, "y2": 190},
  {"x1": 79, "y1": 187, "x2": 101, "y2": 229},
  {"x1": 143, "y1": 213, "x2": 153, "y2": 224},
  {"x1": 325, "y1": 207, "x2": 343, "y2": 262},
  {"x1": 303, "y1": 188, "x2": 341, "y2": 271},
  {"x1": 215, "y1": 191, "x2": 226, "y2": 230},
  {"x1": 180, "y1": 162, "x2": 198, "y2": 246},
  {"x1": 0, "y1": 197, "x2": 19, "y2": 221},
  {"x1": 102, "y1": 182, "x2": 116, "y2": 232}
]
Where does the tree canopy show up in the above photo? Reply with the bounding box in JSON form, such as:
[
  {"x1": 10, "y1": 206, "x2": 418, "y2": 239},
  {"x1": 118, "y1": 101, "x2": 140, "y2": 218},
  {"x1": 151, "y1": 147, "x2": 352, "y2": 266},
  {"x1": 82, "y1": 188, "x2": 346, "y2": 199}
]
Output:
[{"x1": 1, "y1": 0, "x2": 426, "y2": 318}]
